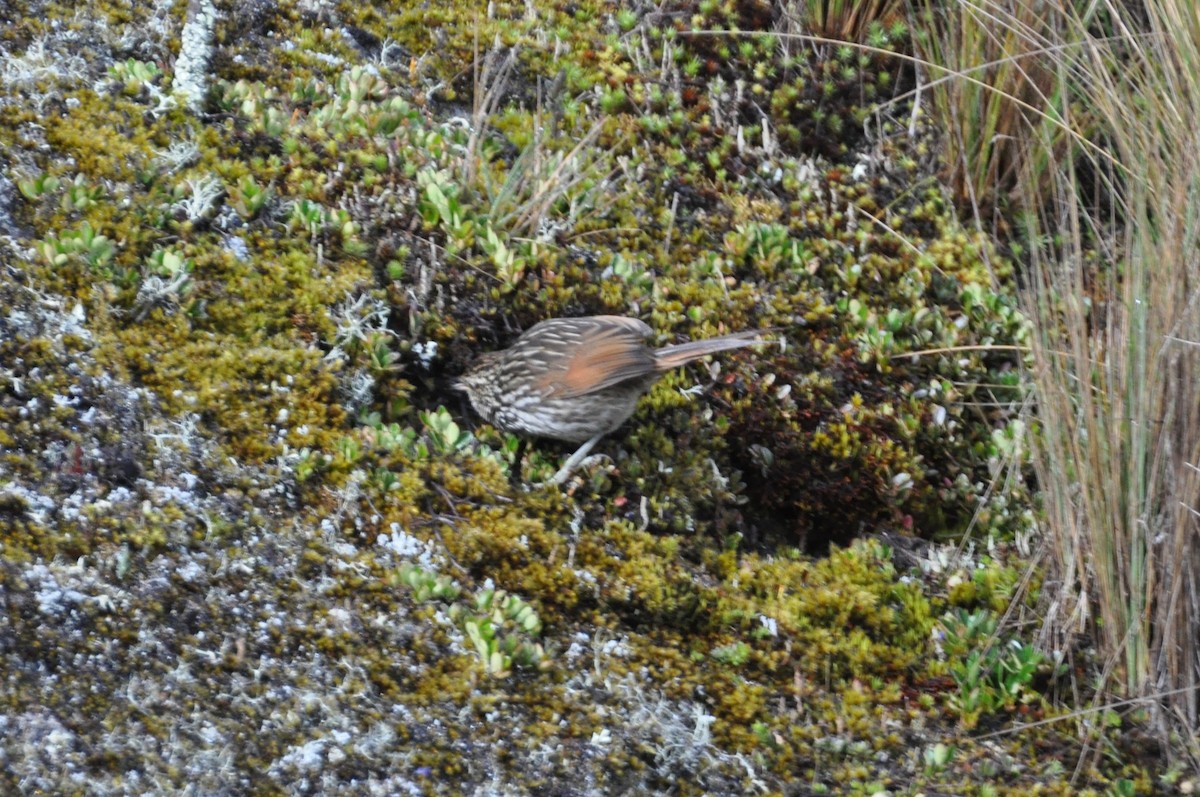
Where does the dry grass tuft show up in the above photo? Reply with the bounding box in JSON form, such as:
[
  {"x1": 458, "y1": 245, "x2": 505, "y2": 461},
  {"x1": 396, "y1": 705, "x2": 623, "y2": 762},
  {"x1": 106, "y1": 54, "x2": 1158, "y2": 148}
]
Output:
[{"x1": 921, "y1": 0, "x2": 1200, "y2": 749}]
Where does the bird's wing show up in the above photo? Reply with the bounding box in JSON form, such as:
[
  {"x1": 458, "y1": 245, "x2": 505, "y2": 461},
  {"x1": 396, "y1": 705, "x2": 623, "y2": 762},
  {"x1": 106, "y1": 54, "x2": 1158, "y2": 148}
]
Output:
[{"x1": 533, "y1": 316, "x2": 657, "y2": 398}]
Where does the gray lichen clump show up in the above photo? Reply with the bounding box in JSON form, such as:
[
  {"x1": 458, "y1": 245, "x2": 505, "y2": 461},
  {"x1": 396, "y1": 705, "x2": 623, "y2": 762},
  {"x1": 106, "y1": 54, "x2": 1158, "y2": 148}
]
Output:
[
  {"x1": 172, "y1": 0, "x2": 218, "y2": 113},
  {"x1": 0, "y1": 0, "x2": 1154, "y2": 795}
]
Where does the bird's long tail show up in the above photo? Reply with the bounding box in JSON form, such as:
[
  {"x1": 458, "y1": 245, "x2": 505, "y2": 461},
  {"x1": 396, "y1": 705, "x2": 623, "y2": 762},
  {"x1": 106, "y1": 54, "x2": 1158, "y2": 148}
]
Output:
[{"x1": 653, "y1": 330, "x2": 769, "y2": 370}]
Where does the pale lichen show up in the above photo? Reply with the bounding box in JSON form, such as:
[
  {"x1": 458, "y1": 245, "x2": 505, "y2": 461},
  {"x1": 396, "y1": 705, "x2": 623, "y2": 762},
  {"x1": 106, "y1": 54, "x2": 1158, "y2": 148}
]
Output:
[
  {"x1": 0, "y1": 0, "x2": 1155, "y2": 794},
  {"x1": 172, "y1": 0, "x2": 218, "y2": 113}
]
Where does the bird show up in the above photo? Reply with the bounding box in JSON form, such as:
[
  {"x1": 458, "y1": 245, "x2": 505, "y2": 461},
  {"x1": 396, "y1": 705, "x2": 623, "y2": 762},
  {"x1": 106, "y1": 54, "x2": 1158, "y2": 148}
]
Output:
[{"x1": 454, "y1": 315, "x2": 766, "y2": 485}]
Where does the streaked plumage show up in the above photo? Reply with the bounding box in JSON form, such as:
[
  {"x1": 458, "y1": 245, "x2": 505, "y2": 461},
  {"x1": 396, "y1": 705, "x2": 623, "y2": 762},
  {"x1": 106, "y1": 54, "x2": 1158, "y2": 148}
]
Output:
[{"x1": 454, "y1": 315, "x2": 764, "y2": 483}]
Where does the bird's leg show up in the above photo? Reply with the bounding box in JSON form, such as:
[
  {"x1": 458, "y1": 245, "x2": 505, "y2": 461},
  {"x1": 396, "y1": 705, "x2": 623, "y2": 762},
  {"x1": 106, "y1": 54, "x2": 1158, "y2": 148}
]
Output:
[
  {"x1": 509, "y1": 438, "x2": 528, "y2": 487},
  {"x1": 548, "y1": 434, "x2": 603, "y2": 486}
]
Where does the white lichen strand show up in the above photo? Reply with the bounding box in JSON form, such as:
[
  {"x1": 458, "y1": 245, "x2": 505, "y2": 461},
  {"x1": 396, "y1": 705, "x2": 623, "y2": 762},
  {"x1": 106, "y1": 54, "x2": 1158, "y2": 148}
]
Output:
[
  {"x1": 0, "y1": 37, "x2": 87, "y2": 89},
  {"x1": 172, "y1": 0, "x2": 218, "y2": 113}
]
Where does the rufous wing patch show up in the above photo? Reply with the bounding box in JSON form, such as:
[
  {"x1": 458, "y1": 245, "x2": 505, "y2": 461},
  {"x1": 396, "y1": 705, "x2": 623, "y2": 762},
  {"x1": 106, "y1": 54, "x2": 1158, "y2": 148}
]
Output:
[{"x1": 540, "y1": 325, "x2": 656, "y2": 398}]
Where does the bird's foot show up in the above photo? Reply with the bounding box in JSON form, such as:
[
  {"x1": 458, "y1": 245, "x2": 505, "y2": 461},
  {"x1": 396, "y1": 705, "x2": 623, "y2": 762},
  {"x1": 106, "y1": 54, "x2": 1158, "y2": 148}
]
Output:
[{"x1": 529, "y1": 434, "x2": 604, "y2": 488}]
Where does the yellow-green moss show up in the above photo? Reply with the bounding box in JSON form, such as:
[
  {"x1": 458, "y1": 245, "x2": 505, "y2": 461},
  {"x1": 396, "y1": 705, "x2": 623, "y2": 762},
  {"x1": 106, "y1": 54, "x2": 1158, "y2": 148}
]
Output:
[{"x1": 0, "y1": 0, "x2": 1156, "y2": 793}]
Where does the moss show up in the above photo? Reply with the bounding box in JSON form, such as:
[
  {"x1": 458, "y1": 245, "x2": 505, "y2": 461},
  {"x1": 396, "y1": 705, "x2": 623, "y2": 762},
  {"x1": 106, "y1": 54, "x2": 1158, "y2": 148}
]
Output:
[{"x1": 0, "y1": 0, "x2": 1157, "y2": 793}]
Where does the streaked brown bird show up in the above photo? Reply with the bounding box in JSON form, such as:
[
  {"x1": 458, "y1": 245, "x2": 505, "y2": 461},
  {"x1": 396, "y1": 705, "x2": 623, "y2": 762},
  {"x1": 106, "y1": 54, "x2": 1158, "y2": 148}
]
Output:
[{"x1": 454, "y1": 315, "x2": 765, "y2": 484}]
